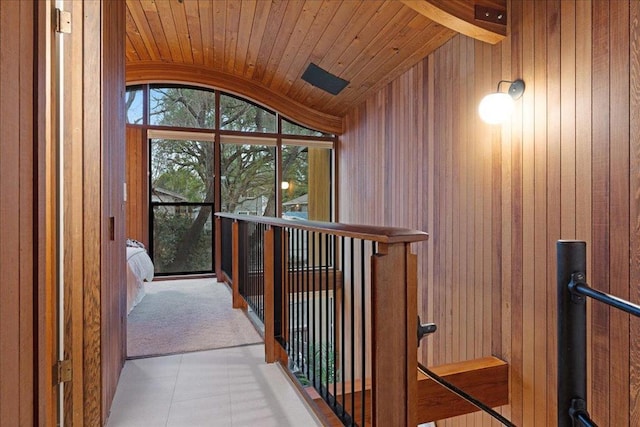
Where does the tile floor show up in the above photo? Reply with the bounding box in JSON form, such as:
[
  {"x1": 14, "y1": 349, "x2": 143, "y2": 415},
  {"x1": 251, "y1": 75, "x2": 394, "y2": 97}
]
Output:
[{"x1": 106, "y1": 344, "x2": 323, "y2": 427}]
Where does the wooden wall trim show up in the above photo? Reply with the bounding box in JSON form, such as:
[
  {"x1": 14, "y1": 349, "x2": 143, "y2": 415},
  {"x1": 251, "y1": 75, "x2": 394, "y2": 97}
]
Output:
[{"x1": 126, "y1": 62, "x2": 344, "y2": 135}]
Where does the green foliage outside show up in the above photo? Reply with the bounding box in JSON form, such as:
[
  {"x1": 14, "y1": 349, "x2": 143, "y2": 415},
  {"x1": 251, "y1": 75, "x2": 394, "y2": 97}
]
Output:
[
  {"x1": 292, "y1": 341, "x2": 340, "y2": 388},
  {"x1": 153, "y1": 207, "x2": 212, "y2": 274},
  {"x1": 139, "y1": 86, "x2": 314, "y2": 273}
]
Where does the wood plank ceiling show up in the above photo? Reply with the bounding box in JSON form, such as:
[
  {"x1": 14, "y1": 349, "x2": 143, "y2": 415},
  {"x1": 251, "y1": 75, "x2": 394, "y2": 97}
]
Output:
[{"x1": 125, "y1": 0, "x2": 505, "y2": 129}]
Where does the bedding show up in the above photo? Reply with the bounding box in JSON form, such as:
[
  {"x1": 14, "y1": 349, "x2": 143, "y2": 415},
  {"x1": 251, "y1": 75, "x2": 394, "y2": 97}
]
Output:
[{"x1": 126, "y1": 246, "x2": 154, "y2": 314}]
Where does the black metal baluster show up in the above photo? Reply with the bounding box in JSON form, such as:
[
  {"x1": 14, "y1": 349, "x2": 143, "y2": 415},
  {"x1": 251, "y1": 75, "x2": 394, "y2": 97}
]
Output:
[
  {"x1": 311, "y1": 231, "x2": 317, "y2": 389},
  {"x1": 332, "y1": 235, "x2": 337, "y2": 408},
  {"x1": 340, "y1": 236, "x2": 346, "y2": 419},
  {"x1": 318, "y1": 233, "x2": 324, "y2": 395},
  {"x1": 350, "y1": 237, "x2": 355, "y2": 426},
  {"x1": 325, "y1": 233, "x2": 330, "y2": 400},
  {"x1": 295, "y1": 227, "x2": 300, "y2": 368},
  {"x1": 288, "y1": 227, "x2": 293, "y2": 361},
  {"x1": 305, "y1": 229, "x2": 311, "y2": 381}
]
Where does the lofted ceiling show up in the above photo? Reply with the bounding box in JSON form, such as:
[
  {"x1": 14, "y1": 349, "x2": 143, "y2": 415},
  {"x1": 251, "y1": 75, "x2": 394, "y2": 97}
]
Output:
[{"x1": 125, "y1": 0, "x2": 506, "y2": 133}]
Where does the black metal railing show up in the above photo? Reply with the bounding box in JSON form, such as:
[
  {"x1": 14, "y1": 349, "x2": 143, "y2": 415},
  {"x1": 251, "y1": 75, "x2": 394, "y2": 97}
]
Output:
[
  {"x1": 557, "y1": 240, "x2": 640, "y2": 427},
  {"x1": 283, "y1": 227, "x2": 373, "y2": 426},
  {"x1": 238, "y1": 221, "x2": 268, "y2": 322},
  {"x1": 218, "y1": 214, "x2": 409, "y2": 426}
]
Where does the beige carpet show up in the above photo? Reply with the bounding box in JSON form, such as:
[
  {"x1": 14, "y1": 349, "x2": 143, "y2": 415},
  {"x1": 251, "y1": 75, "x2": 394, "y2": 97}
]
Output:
[{"x1": 127, "y1": 278, "x2": 262, "y2": 358}]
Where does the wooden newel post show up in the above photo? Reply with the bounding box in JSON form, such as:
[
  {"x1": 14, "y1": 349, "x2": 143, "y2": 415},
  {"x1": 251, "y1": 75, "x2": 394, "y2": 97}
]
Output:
[{"x1": 371, "y1": 242, "x2": 418, "y2": 427}]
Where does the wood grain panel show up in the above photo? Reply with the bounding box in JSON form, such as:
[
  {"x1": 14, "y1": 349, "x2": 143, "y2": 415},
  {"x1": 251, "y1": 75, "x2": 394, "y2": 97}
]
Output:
[
  {"x1": 590, "y1": 0, "x2": 611, "y2": 423},
  {"x1": 532, "y1": 1, "x2": 549, "y2": 425},
  {"x1": 630, "y1": 2, "x2": 640, "y2": 425},
  {"x1": 0, "y1": 1, "x2": 36, "y2": 425},
  {"x1": 101, "y1": 1, "x2": 127, "y2": 423},
  {"x1": 339, "y1": 1, "x2": 640, "y2": 425},
  {"x1": 609, "y1": 3, "x2": 631, "y2": 426},
  {"x1": 126, "y1": 126, "x2": 148, "y2": 245}
]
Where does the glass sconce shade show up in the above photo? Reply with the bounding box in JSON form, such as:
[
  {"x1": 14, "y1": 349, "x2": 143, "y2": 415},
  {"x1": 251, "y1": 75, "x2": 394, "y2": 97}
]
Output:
[
  {"x1": 478, "y1": 92, "x2": 515, "y2": 124},
  {"x1": 478, "y1": 79, "x2": 525, "y2": 125}
]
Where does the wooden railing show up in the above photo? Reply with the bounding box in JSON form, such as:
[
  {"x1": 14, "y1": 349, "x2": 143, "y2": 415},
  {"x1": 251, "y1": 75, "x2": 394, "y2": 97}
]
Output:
[{"x1": 215, "y1": 213, "x2": 509, "y2": 426}]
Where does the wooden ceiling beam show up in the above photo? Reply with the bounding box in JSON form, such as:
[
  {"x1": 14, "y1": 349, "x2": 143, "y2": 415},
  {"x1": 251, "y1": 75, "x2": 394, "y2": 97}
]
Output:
[
  {"x1": 126, "y1": 62, "x2": 343, "y2": 135},
  {"x1": 400, "y1": 0, "x2": 507, "y2": 45}
]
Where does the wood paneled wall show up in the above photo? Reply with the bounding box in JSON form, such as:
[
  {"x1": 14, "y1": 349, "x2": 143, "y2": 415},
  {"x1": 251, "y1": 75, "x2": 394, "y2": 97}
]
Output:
[
  {"x1": 339, "y1": 1, "x2": 640, "y2": 425},
  {"x1": 61, "y1": 0, "x2": 126, "y2": 424},
  {"x1": 101, "y1": 0, "x2": 127, "y2": 423},
  {"x1": 126, "y1": 126, "x2": 148, "y2": 245},
  {"x1": 0, "y1": 1, "x2": 37, "y2": 424}
]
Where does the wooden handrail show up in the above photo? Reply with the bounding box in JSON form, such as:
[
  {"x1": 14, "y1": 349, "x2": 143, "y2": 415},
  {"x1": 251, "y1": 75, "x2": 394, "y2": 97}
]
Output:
[{"x1": 215, "y1": 212, "x2": 429, "y2": 244}]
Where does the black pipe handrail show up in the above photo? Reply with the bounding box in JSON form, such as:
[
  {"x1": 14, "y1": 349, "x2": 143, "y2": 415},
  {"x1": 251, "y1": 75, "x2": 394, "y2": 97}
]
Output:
[
  {"x1": 569, "y1": 276, "x2": 640, "y2": 317},
  {"x1": 557, "y1": 240, "x2": 640, "y2": 427}
]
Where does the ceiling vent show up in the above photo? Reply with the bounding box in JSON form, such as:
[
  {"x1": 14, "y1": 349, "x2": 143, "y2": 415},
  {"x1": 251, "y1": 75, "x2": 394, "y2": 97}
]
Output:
[{"x1": 301, "y1": 63, "x2": 349, "y2": 95}]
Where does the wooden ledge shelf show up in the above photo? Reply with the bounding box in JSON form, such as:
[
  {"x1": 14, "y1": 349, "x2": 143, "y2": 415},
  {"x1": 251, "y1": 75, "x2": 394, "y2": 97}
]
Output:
[
  {"x1": 304, "y1": 356, "x2": 508, "y2": 425},
  {"x1": 417, "y1": 356, "x2": 509, "y2": 423}
]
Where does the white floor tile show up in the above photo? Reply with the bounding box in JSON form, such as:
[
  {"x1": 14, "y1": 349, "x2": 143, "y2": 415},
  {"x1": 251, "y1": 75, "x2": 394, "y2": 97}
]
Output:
[
  {"x1": 167, "y1": 395, "x2": 232, "y2": 427},
  {"x1": 107, "y1": 344, "x2": 322, "y2": 427}
]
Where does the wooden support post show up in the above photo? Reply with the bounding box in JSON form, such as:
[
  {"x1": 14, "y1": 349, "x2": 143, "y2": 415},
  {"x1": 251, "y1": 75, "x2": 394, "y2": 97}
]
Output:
[
  {"x1": 371, "y1": 242, "x2": 418, "y2": 427},
  {"x1": 264, "y1": 227, "x2": 275, "y2": 363},
  {"x1": 231, "y1": 221, "x2": 245, "y2": 309}
]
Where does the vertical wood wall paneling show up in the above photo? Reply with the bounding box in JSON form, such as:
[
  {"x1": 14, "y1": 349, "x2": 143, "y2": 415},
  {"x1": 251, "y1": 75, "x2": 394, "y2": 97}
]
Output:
[
  {"x1": 545, "y1": 1, "x2": 562, "y2": 425},
  {"x1": 126, "y1": 126, "x2": 148, "y2": 245},
  {"x1": 630, "y1": 2, "x2": 640, "y2": 425},
  {"x1": 18, "y1": 1, "x2": 36, "y2": 421},
  {"x1": 520, "y1": 0, "x2": 535, "y2": 424},
  {"x1": 532, "y1": 1, "x2": 548, "y2": 424},
  {"x1": 574, "y1": 0, "x2": 593, "y2": 417},
  {"x1": 64, "y1": 0, "x2": 86, "y2": 424},
  {"x1": 424, "y1": 55, "x2": 435, "y2": 369},
  {"x1": 102, "y1": 0, "x2": 127, "y2": 422},
  {"x1": 508, "y1": 1, "x2": 524, "y2": 425},
  {"x1": 82, "y1": 0, "x2": 103, "y2": 423},
  {"x1": 338, "y1": 1, "x2": 640, "y2": 426},
  {"x1": 0, "y1": 0, "x2": 35, "y2": 425},
  {"x1": 590, "y1": 0, "x2": 611, "y2": 423},
  {"x1": 0, "y1": 0, "x2": 22, "y2": 421},
  {"x1": 609, "y1": 2, "x2": 631, "y2": 426}
]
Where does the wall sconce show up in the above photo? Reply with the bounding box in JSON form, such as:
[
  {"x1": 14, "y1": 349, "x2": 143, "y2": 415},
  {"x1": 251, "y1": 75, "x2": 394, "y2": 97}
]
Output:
[
  {"x1": 478, "y1": 79, "x2": 525, "y2": 124},
  {"x1": 281, "y1": 181, "x2": 290, "y2": 190}
]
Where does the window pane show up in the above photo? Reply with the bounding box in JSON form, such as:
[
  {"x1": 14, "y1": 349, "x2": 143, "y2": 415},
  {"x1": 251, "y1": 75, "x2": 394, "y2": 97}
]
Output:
[
  {"x1": 282, "y1": 145, "x2": 331, "y2": 221},
  {"x1": 151, "y1": 139, "x2": 214, "y2": 203},
  {"x1": 149, "y1": 86, "x2": 216, "y2": 128},
  {"x1": 221, "y1": 143, "x2": 276, "y2": 216},
  {"x1": 152, "y1": 205, "x2": 213, "y2": 274},
  {"x1": 125, "y1": 86, "x2": 143, "y2": 124},
  {"x1": 220, "y1": 94, "x2": 276, "y2": 132},
  {"x1": 281, "y1": 118, "x2": 329, "y2": 137}
]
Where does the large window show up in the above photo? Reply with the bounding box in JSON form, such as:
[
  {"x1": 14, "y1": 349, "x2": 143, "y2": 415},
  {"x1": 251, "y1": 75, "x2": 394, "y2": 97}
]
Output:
[{"x1": 126, "y1": 84, "x2": 335, "y2": 276}]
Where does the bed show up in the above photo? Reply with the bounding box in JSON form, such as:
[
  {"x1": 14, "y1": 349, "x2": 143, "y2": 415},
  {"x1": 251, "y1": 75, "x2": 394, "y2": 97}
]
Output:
[{"x1": 126, "y1": 240, "x2": 154, "y2": 314}]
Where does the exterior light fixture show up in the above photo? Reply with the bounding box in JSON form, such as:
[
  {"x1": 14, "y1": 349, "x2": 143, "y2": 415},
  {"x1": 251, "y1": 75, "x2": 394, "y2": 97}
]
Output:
[
  {"x1": 478, "y1": 79, "x2": 525, "y2": 124},
  {"x1": 281, "y1": 181, "x2": 290, "y2": 190}
]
